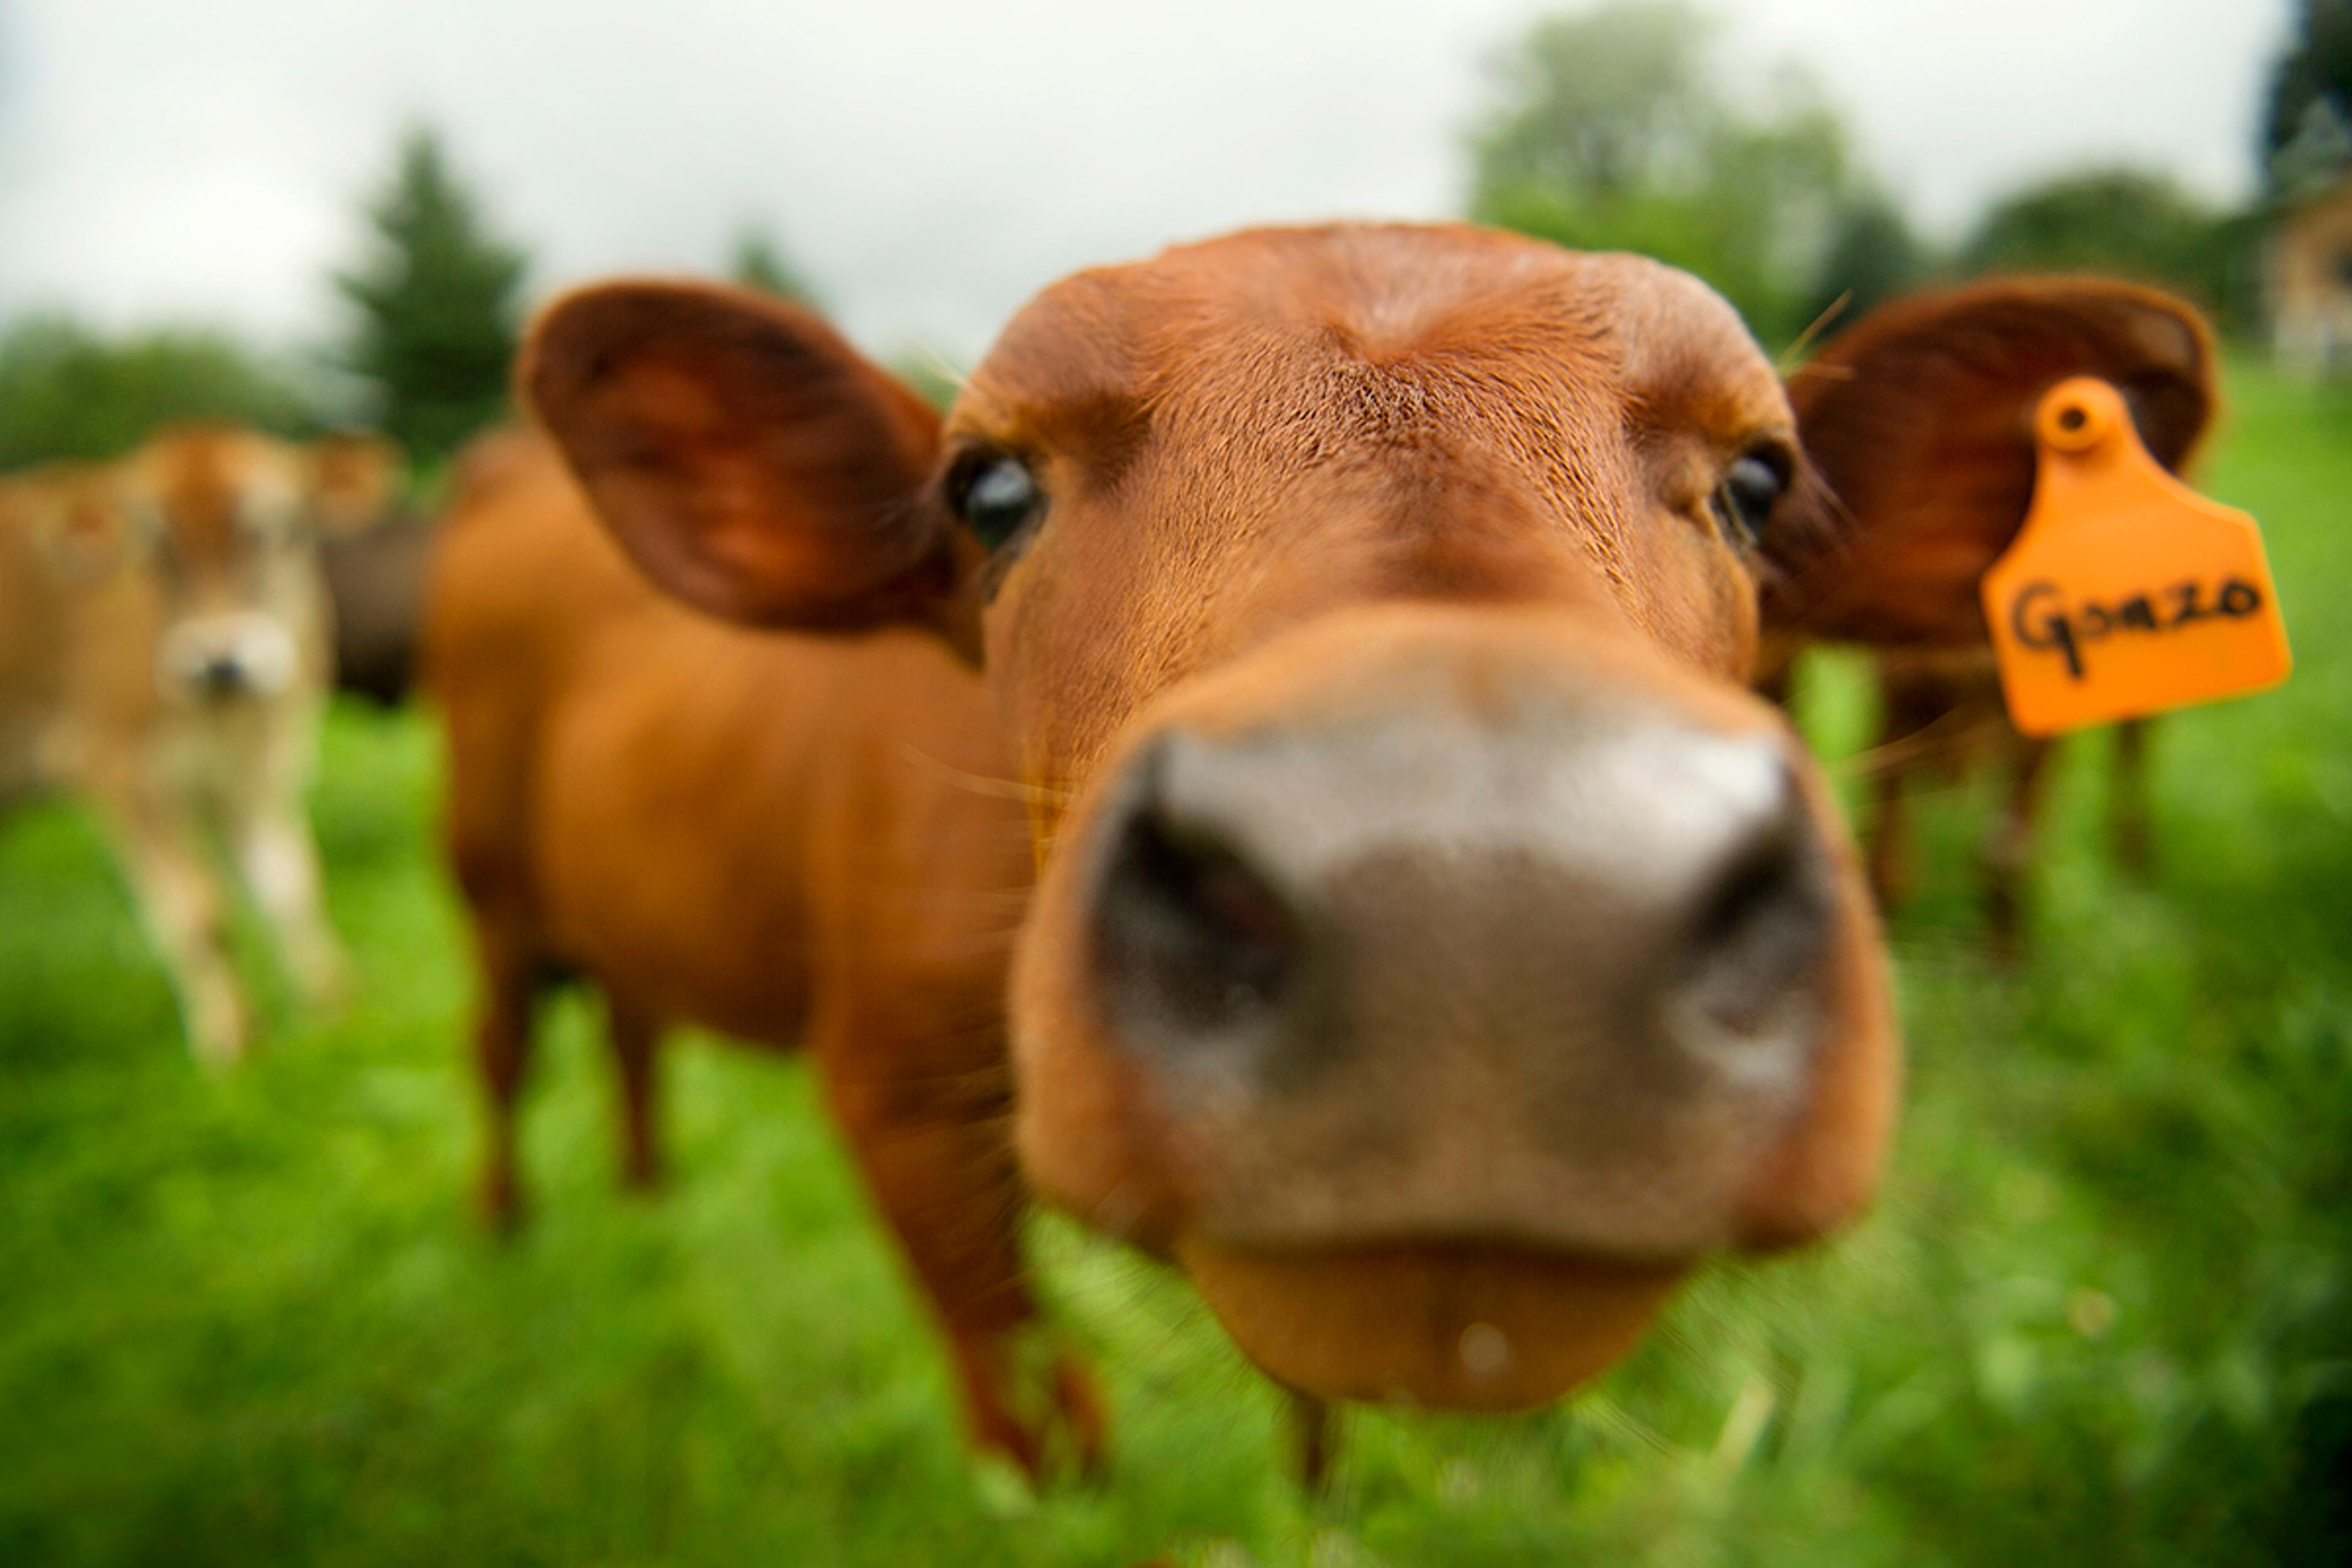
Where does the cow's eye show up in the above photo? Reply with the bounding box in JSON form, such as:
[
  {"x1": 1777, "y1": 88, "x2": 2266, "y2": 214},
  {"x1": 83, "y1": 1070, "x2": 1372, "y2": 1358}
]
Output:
[
  {"x1": 1714, "y1": 451, "x2": 1788, "y2": 544},
  {"x1": 954, "y1": 454, "x2": 1042, "y2": 552}
]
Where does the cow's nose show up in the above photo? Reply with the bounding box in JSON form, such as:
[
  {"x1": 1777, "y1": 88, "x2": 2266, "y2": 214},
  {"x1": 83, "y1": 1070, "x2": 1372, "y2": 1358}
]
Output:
[
  {"x1": 1080, "y1": 707, "x2": 1842, "y2": 1257},
  {"x1": 1091, "y1": 722, "x2": 1829, "y2": 1067},
  {"x1": 1090, "y1": 748, "x2": 1304, "y2": 1049},
  {"x1": 197, "y1": 652, "x2": 249, "y2": 699}
]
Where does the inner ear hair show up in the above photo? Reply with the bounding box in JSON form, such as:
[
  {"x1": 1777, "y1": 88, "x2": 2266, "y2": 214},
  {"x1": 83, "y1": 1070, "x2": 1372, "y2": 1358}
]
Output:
[{"x1": 522, "y1": 280, "x2": 968, "y2": 641}]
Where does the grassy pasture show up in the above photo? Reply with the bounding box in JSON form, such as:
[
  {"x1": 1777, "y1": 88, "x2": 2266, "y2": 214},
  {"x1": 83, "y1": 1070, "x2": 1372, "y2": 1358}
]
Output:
[{"x1": 2, "y1": 361, "x2": 2347, "y2": 1566}]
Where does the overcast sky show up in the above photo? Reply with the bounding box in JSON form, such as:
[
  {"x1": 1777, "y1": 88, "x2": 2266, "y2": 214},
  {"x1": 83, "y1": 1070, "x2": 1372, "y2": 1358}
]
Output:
[{"x1": 0, "y1": 0, "x2": 2294, "y2": 362}]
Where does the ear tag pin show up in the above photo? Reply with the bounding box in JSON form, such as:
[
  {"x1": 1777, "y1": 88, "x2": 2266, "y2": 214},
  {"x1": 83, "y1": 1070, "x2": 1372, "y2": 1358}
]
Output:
[{"x1": 1981, "y1": 377, "x2": 2290, "y2": 736}]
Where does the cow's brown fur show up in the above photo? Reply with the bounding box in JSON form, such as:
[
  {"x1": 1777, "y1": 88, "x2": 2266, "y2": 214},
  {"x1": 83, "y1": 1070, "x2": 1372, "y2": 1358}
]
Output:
[
  {"x1": 422, "y1": 431, "x2": 1101, "y2": 1479},
  {"x1": 320, "y1": 507, "x2": 435, "y2": 705},
  {"x1": 497, "y1": 223, "x2": 2215, "y2": 1472},
  {"x1": 305, "y1": 429, "x2": 432, "y2": 706}
]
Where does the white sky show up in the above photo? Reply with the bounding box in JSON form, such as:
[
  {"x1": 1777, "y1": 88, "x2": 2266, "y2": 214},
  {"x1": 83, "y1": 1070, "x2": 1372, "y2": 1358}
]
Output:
[{"x1": 0, "y1": 0, "x2": 2293, "y2": 363}]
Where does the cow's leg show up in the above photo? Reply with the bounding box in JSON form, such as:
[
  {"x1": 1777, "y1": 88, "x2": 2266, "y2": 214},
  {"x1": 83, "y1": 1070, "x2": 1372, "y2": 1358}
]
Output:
[
  {"x1": 99, "y1": 799, "x2": 248, "y2": 1065},
  {"x1": 1288, "y1": 1392, "x2": 1336, "y2": 1493},
  {"x1": 1983, "y1": 730, "x2": 2056, "y2": 953},
  {"x1": 469, "y1": 922, "x2": 543, "y2": 1232},
  {"x1": 815, "y1": 1020, "x2": 1105, "y2": 1484},
  {"x1": 605, "y1": 993, "x2": 665, "y2": 1193},
  {"x1": 228, "y1": 794, "x2": 350, "y2": 1011},
  {"x1": 2111, "y1": 718, "x2": 2155, "y2": 877},
  {"x1": 437, "y1": 658, "x2": 549, "y2": 1232},
  {"x1": 1863, "y1": 669, "x2": 1929, "y2": 911},
  {"x1": 1866, "y1": 761, "x2": 1913, "y2": 913}
]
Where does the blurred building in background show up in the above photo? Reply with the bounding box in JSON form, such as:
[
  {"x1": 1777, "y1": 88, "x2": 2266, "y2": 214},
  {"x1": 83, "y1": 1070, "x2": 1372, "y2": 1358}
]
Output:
[
  {"x1": 2269, "y1": 169, "x2": 2352, "y2": 374},
  {"x1": 2265, "y1": 105, "x2": 2352, "y2": 375},
  {"x1": 2260, "y1": 2, "x2": 2352, "y2": 375}
]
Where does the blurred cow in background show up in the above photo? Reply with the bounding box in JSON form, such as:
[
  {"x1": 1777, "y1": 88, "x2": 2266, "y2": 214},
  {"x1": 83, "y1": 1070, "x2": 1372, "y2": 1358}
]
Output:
[
  {"x1": 1764, "y1": 278, "x2": 2217, "y2": 944},
  {"x1": 0, "y1": 426, "x2": 368, "y2": 1063},
  {"x1": 311, "y1": 431, "x2": 437, "y2": 707}
]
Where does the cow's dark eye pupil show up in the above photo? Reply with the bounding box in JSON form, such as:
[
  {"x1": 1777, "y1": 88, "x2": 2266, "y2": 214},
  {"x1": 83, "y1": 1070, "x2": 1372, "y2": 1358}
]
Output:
[
  {"x1": 1715, "y1": 452, "x2": 1786, "y2": 543},
  {"x1": 960, "y1": 457, "x2": 1041, "y2": 551}
]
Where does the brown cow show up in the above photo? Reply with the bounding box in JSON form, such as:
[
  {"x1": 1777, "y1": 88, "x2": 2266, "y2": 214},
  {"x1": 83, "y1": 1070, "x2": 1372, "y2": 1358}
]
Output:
[
  {"x1": 1768, "y1": 278, "x2": 2217, "y2": 940},
  {"x1": 321, "y1": 505, "x2": 436, "y2": 705},
  {"x1": 512, "y1": 224, "x2": 2207, "y2": 1461},
  {"x1": 0, "y1": 427, "x2": 355, "y2": 1062},
  {"x1": 423, "y1": 429, "x2": 1101, "y2": 1479},
  {"x1": 307, "y1": 430, "x2": 433, "y2": 707}
]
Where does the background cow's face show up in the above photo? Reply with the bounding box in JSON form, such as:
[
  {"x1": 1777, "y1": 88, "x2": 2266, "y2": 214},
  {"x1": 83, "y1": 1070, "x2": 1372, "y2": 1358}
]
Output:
[
  {"x1": 524, "y1": 223, "x2": 2209, "y2": 1410},
  {"x1": 116, "y1": 427, "x2": 390, "y2": 707}
]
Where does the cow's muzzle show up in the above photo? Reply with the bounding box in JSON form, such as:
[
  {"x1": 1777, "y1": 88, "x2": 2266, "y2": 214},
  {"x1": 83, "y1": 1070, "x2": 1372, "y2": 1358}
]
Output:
[{"x1": 1012, "y1": 604, "x2": 1896, "y2": 1406}]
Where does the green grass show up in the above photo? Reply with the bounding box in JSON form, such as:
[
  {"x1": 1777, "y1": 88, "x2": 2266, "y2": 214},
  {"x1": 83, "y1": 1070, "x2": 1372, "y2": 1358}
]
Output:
[{"x1": 4, "y1": 360, "x2": 2349, "y2": 1566}]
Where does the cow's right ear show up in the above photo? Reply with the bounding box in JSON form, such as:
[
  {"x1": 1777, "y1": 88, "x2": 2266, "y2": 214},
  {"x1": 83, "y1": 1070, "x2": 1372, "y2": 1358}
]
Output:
[{"x1": 522, "y1": 281, "x2": 979, "y2": 655}]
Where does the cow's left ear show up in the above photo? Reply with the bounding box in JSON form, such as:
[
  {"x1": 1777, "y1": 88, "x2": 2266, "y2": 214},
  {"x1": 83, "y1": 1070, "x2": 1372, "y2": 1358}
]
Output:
[
  {"x1": 1765, "y1": 278, "x2": 2217, "y2": 647},
  {"x1": 304, "y1": 431, "x2": 405, "y2": 537}
]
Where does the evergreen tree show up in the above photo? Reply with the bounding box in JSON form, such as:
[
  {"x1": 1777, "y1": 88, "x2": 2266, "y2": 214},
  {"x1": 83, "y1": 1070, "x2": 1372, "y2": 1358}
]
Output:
[
  {"x1": 1801, "y1": 190, "x2": 1924, "y2": 339},
  {"x1": 336, "y1": 127, "x2": 527, "y2": 462}
]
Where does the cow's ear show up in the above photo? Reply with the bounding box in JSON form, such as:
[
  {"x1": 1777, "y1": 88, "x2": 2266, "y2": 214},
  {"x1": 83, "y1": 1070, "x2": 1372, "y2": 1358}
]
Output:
[
  {"x1": 1766, "y1": 278, "x2": 2217, "y2": 646},
  {"x1": 523, "y1": 281, "x2": 978, "y2": 655},
  {"x1": 10, "y1": 467, "x2": 127, "y2": 584},
  {"x1": 304, "y1": 430, "x2": 405, "y2": 537}
]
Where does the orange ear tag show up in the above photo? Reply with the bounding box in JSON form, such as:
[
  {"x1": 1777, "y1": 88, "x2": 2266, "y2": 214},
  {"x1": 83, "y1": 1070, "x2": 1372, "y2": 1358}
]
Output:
[{"x1": 1981, "y1": 377, "x2": 2291, "y2": 736}]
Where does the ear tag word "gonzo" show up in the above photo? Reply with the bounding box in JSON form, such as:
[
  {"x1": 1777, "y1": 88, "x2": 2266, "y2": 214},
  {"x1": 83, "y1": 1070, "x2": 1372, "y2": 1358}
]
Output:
[{"x1": 1981, "y1": 377, "x2": 2291, "y2": 737}]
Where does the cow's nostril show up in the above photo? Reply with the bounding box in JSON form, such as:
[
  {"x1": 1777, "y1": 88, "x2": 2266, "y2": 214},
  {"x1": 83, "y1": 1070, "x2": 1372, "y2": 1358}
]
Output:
[
  {"x1": 1092, "y1": 767, "x2": 1297, "y2": 1042},
  {"x1": 198, "y1": 654, "x2": 247, "y2": 698},
  {"x1": 1673, "y1": 781, "x2": 1833, "y2": 1038}
]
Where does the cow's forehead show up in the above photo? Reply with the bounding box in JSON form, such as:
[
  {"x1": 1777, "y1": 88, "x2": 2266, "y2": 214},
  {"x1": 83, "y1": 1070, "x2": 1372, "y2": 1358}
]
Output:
[
  {"x1": 115, "y1": 426, "x2": 304, "y2": 568},
  {"x1": 130, "y1": 428, "x2": 299, "y2": 506},
  {"x1": 956, "y1": 224, "x2": 1790, "y2": 451},
  {"x1": 129, "y1": 426, "x2": 293, "y2": 493}
]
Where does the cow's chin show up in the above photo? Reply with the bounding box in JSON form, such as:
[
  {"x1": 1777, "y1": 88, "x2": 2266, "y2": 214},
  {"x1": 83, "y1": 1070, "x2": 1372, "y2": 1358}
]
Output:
[{"x1": 1172, "y1": 1235, "x2": 1684, "y2": 1409}]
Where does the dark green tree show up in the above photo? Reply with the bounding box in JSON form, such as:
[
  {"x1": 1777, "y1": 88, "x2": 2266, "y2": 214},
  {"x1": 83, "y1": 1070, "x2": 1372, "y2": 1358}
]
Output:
[
  {"x1": 2264, "y1": 0, "x2": 2352, "y2": 183},
  {"x1": 1803, "y1": 189, "x2": 1926, "y2": 333},
  {"x1": 1960, "y1": 168, "x2": 2236, "y2": 312},
  {"x1": 729, "y1": 226, "x2": 823, "y2": 307},
  {"x1": 335, "y1": 127, "x2": 527, "y2": 462},
  {"x1": 0, "y1": 315, "x2": 318, "y2": 470}
]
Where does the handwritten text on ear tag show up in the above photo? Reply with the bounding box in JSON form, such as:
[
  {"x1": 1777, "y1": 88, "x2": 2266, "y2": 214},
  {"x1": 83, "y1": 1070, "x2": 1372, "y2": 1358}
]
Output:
[{"x1": 1981, "y1": 377, "x2": 2290, "y2": 737}]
